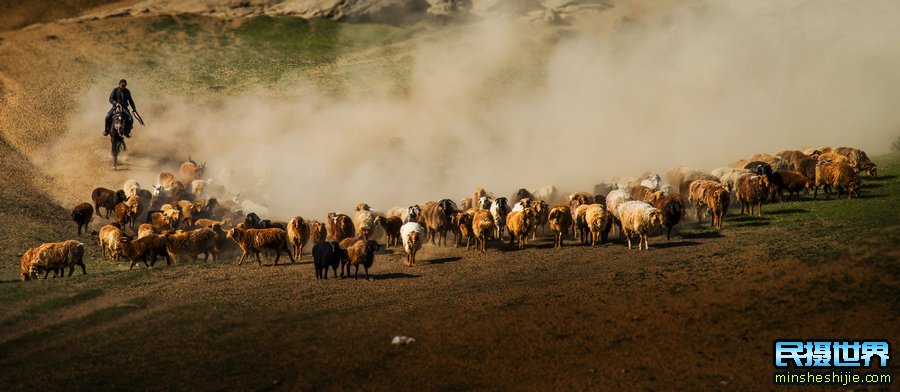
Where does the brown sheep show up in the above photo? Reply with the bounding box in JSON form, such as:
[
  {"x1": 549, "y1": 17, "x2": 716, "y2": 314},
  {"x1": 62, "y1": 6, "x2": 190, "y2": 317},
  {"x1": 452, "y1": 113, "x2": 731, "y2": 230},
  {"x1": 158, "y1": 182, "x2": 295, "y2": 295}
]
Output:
[
  {"x1": 326, "y1": 212, "x2": 355, "y2": 242},
  {"x1": 451, "y1": 212, "x2": 474, "y2": 250},
  {"x1": 688, "y1": 180, "x2": 719, "y2": 222},
  {"x1": 118, "y1": 235, "x2": 172, "y2": 269},
  {"x1": 376, "y1": 215, "x2": 403, "y2": 247},
  {"x1": 735, "y1": 173, "x2": 770, "y2": 216},
  {"x1": 146, "y1": 210, "x2": 179, "y2": 233},
  {"x1": 648, "y1": 192, "x2": 686, "y2": 238},
  {"x1": 23, "y1": 240, "x2": 86, "y2": 280},
  {"x1": 137, "y1": 223, "x2": 156, "y2": 239},
  {"x1": 680, "y1": 173, "x2": 718, "y2": 203},
  {"x1": 179, "y1": 158, "x2": 206, "y2": 184},
  {"x1": 177, "y1": 200, "x2": 201, "y2": 226},
  {"x1": 584, "y1": 204, "x2": 608, "y2": 247},
  {"x1": 703, "y1": 185, "x2": 729, "y2": 230},
  {"x1": 471, "y1": 210, "x2": 495, "y2": 253},
  {"x1": 530, "y1": 199, "x2": 550, "y2": 239},
  {"x1": 771, "y1": 171, "x2": 808, "y2": 201},
  {"x1": 194, "y1": 218, "x2": 231, "y2": 229},
  {"x1": 20, "y1": 247, "x2": 40, "y2": 281},
  {"x1": 567, "y1": 192, "x2": 593, "y2": 215},
  {"x1": 813, "y1": 161, "x2": 860, "y2": 200},
  {"x1": 99, "y1": 223, "x2": 127, "y2": 261},
  {"x1": 834, "y1": 147, "x2": 877, "y2": 178},
  {"x1": 573, "y1": 204, "x2": 591, "y2": 245},
  {"x1": 423, "y1": 199, "x2": 456, "y2": 246},
  {"x1": 114, "y1": 201, "x2": 140, "y2": 231},
  {"x1": 506, "y1": 208, "x2": 536, "y2": 249},
  {"x1": 795, "y1": 157, "x2": 818, "y2": 188},
  {"x1": 92, "y1": 187, "x2": 126, "y2": 219},
  {"x1": 165, "y1": 228, "x2": 218, "y2": 263},
  {"x1": 157, "y1": 171, "x2": 177, "y2": 189},
  {"x1": 548, "y1": 205, "x2": 572, "y2": 249},
  {"x1": 227, "y1": 227, "x2": 294, "y2": 266},
  {"x1": 71, "y1": 202, "x2": 93, "y2": 236},
  {"x1": 309, "y1": 220, "x2": 327, "y2": 246},
  {"x1": 287, "y1": 216, "x2": 310, "y2": 259},
  {"x1": 338, "y1": 238, "x2": 380, "y2": 280},
  {"x1": 630, "y1": 185, "x2": 654, "y2": 202}
]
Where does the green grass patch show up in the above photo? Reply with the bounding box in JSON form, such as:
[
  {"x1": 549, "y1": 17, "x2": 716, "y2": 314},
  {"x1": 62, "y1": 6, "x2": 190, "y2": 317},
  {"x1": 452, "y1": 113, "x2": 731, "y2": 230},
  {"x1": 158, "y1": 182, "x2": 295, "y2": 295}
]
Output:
[{"x1": 25, "y1": 288, "x2": 104, "y2": 314}]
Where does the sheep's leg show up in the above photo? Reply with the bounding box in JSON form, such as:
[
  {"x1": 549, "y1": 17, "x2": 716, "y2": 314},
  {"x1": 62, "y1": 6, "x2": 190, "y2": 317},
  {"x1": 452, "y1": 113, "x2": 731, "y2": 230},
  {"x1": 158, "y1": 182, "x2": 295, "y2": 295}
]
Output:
[
  {"x1": 273, "y1": 250, "x2": 280, "y2": 266},
  {"x1": 237, "y1": 251, "x2": 246, "y2": 265},
  {"x1": 78, "y1": 262, "x2": 86, "y2": 275},
  {"x1": 354, "y1": 265, "x2": 360, "y2": 280},
  {"x1": 626, "y1": 235, "x2": 632, "y2": 250},
  {"x1": 129, "y1": 260, "x2": 136, "y2": 270},
  {"x1": 364, "y1": 266, "x2": 370, "y2": 281}
]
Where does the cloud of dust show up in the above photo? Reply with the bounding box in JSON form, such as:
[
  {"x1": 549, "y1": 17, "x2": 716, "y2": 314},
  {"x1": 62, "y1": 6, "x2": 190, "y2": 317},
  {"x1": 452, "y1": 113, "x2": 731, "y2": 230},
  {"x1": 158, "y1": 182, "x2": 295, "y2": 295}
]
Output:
[{"x1": 50, "y1": 0, "x2": 900, "y2": 219}]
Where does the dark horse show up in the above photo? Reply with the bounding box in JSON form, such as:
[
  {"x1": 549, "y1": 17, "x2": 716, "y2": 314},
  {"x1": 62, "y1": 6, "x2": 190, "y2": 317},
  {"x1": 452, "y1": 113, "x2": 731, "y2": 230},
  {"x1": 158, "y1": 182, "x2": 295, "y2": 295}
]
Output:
[{"x1": 109, "y1": 104, "x2": 128, "y2": 170}]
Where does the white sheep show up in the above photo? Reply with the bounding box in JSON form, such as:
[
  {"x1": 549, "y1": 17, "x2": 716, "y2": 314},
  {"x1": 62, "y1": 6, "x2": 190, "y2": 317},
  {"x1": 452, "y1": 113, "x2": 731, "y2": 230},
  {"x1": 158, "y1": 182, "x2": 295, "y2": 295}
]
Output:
[
  {"x1": 354, "y1": 210, "x2": 377, "y2": 240},
  {"x1": 639, "y1": 174, "x2": 661, "y2": 190},
  {"x1": 710, "y1": 167, "x2": 746, "y2": 194},
  {"x1": 617, "y1": 201, "x2": 664, "y2": 250},
  {"x1": 490, "y1": 197, "x2": 511, "y2": 240},
  {"x1": 123, "y1": 180, "x2": 141, "y2": 198},
  {"x1": 191, "y1": 179, "x2": 213, "y2": 197},
  {"x1": 476, "y1": 196, "x2": 493, "y2": 210},
  {"x1": 400, "y1": 222, "x2": 426, "y2": 266},
  {"x1": 233, "y1": 193, "x2": 270, "y2": 217}
]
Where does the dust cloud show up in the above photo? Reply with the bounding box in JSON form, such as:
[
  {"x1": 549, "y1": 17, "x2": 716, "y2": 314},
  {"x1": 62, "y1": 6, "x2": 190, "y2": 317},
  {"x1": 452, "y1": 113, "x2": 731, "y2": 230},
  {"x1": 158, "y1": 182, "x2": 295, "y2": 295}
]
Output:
[{"x1": 48, "y1": 0, "x2": 900, "y2": 219}]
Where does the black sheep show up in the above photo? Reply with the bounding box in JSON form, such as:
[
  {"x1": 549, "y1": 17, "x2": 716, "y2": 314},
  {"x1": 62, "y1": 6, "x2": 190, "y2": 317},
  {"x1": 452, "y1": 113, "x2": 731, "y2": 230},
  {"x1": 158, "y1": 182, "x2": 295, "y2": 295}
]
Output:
[{"x1": 312, "y1": 241, "x2": 343, "y2": 279}]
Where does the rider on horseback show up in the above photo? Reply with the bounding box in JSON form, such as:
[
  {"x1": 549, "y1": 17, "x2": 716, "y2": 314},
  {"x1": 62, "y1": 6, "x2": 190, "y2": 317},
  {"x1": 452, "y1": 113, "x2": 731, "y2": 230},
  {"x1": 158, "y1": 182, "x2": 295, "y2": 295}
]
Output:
[{"x1": 104, "y1": 79, "x2": 137, "y2": 137}]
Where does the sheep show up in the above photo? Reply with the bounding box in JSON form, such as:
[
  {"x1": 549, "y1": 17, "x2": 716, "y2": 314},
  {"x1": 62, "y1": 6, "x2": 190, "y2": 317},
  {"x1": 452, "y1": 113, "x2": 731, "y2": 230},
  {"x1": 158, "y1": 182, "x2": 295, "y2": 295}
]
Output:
[
  {"x1": 312, "y1": 241, "x2": 343, "y2": 279},
  {"x1": 179, "y1": 158, "x2": 206, "y2": 184},
  {"x1": 471, "y1": 188, "x2": 489, "y2": 208},
  {"x1": 530, "y1": 199, "x2": 550, "y2": 239},
  {"x1": 584, "y1": 204, "x2": 608, "y2": 247},
  {"x1": 770, "y1": 171, "x2": 809, "y2": 201},
  {"x1": 354, "y1": 210, "x2": 377, "y2": 240},
  {"x1": 535, "y1": 185, "x2": 559, "y2": 204},
  {"x1": 376, "y1": 215, "x2": 403, "y2": 247},
  {"x1": 147, "y1": 210, "x2": 180, "y2": 232},
  {"x1": 400, "y1": 222, "x2": 426, "y2": 264},
  {"x1": 99, "y1": 223, "x2": 127, "y2": 260},
  {"x1": 688, "y1": 180, "x2": 719, "y2": 222},
  {"x1": 118, "y1": 234, "x2": 172, "y2": 269},
  {"x1": 593, "y1": 183, "x2": 616, "y2": 196},
  {"x1": 123, "y1": 180, "x2": 141, "y2": 198},
  {"x1": 137, "y1": 223, "x2": 156, "y2": 238},
  {"x1": 617, "y1": 201, "x2": 664, "y2": 250},
  {"x1": 338, "y1": 238, "x2": 380, "y2": 280},
  {"x1": 23, "y1": 240, "x2": 86, "y2": 280},
  {"x1": 157, "y1": 171, "x2": 177, "y2": 190},
  {"x1": 92, "y1": 187, "x2": 126, "y2": 219},
  {"x1": 710, "y1": 167, "x2": 746, "y2": 194},
  {"x1": 191, "y1": 179, "x2": 212, "y2": 197},
  {"x1": 287, "y1": 216, "x2": 310, "y2": 259},
  {"x1": 639, "y1": 174, "x2": 662, "y2": 190},
  {"x1": 165, "y1": 228, "x2": 218, "y2": 263},
  {"x1": 567, "y1": 192, "x2": 594, "y2": 212},
  {"x1": 20, "y1": 247, "x2": 41, "y2": 281},
  {"x1": 309, "y1": 220, "x2": 327, "y2": 246},
  {"x1": 630, "y1": 185, "x2": 653, "y2": 202},
  {"x1": 476, "y1": 196, "x2": 493, "y2": 210},
  {"x1": 451, "y1": 212, "x2": 474, "y2": 250},
  {"x1": 834, "y1": 147, "x2": 877, "y2": 178},
  {"x1": 226, "y1": 227, "x2": 294, "y2": 266},
  {"x1": 194, "y1": 218, "x2": 231, "y2": 229},
  {"x1": 506, "y1": 208, "x2": 536, "y2": 249},
  {"x1": 816, "y1": 152, "x2": 849, "y2": 165},
  {"x1": 71, "y1": 202, "x2": 93, "y2": 236},
  {"x1": 243, "y1": 212, "x2": 262, "y2": 228},
  {"x1": 678, "y1": 172, "x2": 719, "y2": 202},
  {"x1": 605, "y1": 189, "x2": 632, "y2": 237},
  {"x1": 547, "y1": 205, "x2": 572, "y2": 249},
  {"x1": 356, "y1": 203, "x2": 371, "y2": 212},
  {"x1": 735, "y1": 173, "x2": 771, "y2": 216},
  {"x1": 573, "y1": 204, "x2": 591, "y2": 245},
  {"x1": 259, "y1": 220, "x2": 288, "y2": 230},
  {"x1": 169, "y1": 181, "x2": 193, "y2": 203},
  {"x1": 648, "y1": 192, "x2": 686, "y2": 238},
  {"x1": 326, "y1": 212, "x2": 355, "y2": 242},
  {"x1": 813, "y1": 160, "x2": 860, "y2": 200},
  {"x1": 470, "y1": 210, "x2": 495, "y2": 253},
  {"x1": 511, "y1": 188, "x2": 535, "y2": 204},
  {"x1": 490, "y1": 197, "x2": 511, "y2": 240},
  {"x1": 703, "y1": 185, "x2": 729, "y2": 229},
  {"x1": 424, "y1": 199, "x2": 456, "y2": 246},
  {"x1": 511, "y1": 198, "x2": 531, "y2": 212},
  {"x1": 114, "y1": 201, "x2": 140, "y2": 231}
]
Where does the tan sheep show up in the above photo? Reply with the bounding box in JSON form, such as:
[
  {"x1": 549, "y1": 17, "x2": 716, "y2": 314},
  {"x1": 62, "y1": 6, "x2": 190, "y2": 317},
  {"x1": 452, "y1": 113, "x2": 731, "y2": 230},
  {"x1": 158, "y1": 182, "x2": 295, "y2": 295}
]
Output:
[
  {"x1": 471, "y1": 210, "x2": 496, "y2": 253},
  {"x1": 287, "y1": 216, "x2": 311, "y2": 259},
  {"x1": 547, "y1": 205, "x2": 572, "y2": 249},
  {"x1": 506, "y1": 208, "x2": 536, "y2": 249},
  {"x1": 584, "y1": 204, "x2": 608, "y2": 247},
  {"x1": 227, "y1": 227, "x2": 294, "y2": 266}
]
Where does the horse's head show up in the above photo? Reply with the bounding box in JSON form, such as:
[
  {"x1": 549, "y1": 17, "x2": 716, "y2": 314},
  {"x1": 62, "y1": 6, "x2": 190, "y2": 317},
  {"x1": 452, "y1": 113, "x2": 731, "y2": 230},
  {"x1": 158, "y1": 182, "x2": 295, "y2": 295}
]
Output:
[{"x1": 112, "y1": 112, "x2": 125, "y2": 135}]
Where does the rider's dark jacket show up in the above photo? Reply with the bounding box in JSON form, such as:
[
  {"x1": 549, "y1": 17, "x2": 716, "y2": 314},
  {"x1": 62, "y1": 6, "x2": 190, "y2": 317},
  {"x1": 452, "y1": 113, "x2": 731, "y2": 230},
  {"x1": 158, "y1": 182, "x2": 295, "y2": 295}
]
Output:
[{"x1": 109, "y1": 87, "x2": 136, "y2": 110}]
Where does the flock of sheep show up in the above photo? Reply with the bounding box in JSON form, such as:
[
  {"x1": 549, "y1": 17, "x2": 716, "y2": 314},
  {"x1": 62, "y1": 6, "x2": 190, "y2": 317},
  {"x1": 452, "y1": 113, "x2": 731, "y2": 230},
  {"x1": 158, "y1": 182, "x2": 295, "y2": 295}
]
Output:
[{"x1": 19, "y1": 146, "x2": 876, "y2": 282}]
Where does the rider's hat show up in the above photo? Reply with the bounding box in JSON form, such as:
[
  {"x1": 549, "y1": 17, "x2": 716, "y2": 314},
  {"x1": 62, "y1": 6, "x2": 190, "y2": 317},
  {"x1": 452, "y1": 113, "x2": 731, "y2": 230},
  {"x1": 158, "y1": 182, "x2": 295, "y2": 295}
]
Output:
[{"x1": 119, "y1": 79, "x2": 127, "y2": 85}]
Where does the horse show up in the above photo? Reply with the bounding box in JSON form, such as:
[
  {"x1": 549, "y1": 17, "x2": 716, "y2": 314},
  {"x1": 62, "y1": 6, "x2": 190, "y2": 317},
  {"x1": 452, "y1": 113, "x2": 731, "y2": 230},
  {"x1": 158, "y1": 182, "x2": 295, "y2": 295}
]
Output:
[{"x1": 109, "y1": 105, "x2": 128, "y2": 170}]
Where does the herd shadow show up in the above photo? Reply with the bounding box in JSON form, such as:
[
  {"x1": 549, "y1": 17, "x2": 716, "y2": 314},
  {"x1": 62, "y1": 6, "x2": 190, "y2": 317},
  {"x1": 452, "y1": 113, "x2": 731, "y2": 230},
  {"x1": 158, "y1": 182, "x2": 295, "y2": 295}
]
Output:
[{"x1": 427, "y1": 256, "x2": 462, "y2": 265}]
